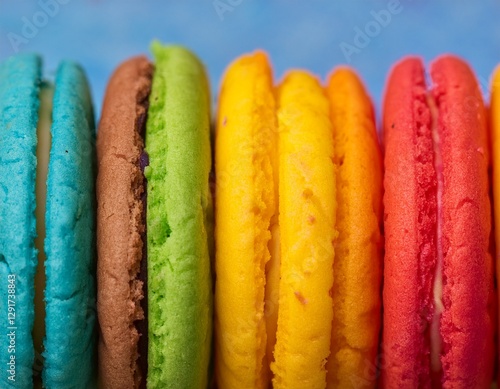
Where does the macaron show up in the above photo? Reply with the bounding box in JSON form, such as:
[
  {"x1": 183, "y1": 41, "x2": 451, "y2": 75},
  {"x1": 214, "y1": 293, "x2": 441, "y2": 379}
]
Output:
[
  {"x1": 214, "y1": 52, "x2": 383, "y2": 389},
  {"x1": 96, "y1": 42, "x2": 213, "y2": 388},
  {"x1": 382, "y1": 56, "x2": 494, "y2": 388},
  {"x1": 0, "y1": 54, "x2": 96, "y2": 388}
]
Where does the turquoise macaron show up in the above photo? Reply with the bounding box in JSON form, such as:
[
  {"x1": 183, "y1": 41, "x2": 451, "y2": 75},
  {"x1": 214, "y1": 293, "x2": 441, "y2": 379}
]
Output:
[{"x1": 0, "y1": 54, "x2": 96, "y2": 388}]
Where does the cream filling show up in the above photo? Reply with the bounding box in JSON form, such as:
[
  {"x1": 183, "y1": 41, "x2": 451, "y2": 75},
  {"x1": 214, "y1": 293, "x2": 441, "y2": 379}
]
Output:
[
  {"x1": 33, "y1": 84, "x2": 53, "y2": 383},
  {"x1": 428, "y1": 93, "x2": 444, "y2": 374}
]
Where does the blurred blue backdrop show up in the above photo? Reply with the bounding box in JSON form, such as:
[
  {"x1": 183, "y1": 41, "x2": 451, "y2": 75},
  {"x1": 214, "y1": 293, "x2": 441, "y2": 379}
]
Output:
[{"x1": 1, "y1": 0, "x2": 499, "y2": 119}]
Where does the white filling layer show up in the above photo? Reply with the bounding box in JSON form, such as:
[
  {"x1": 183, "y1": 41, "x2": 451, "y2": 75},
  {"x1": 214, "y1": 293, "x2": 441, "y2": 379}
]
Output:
[
  {"x1": 33, "y1": 85, "x2": 53, "y2": 378},
  {"x1": 428, "y1": 93, "x2": 444, "y2": 374}
]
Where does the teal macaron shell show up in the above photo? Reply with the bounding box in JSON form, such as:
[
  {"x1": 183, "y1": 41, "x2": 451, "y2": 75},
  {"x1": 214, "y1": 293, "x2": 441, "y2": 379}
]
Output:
[
  {"x1": 0, "y1": 54, "x2": 40, "y2": 389},
  {"x1": 0, "y1": 54, "x2": 96, "y2": 388},
  {"x1": 43, "y1": 61, "x2": 96, "y2": 388}
]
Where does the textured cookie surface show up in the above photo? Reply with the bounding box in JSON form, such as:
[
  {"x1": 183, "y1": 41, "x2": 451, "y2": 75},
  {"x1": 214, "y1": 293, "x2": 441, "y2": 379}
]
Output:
[
  {"x1": 383, "y1": 56, "x2": 493, "y2": 388},
  {"x1": 271, "y1": 71, "x2": 336, "y2": 389},
  {"x1": 0, "y1": 54, "x2": 40, "y2": 388},
  {"x1": 383, "y1": 57, "x2": 437, "y2": 388},
  {"x1": 214, "y1": 51, "x2": 277, "y2": 389},
  {"x1": 43, "y1": 61, "x2": 97, "y2": 388},
  {"x1": 96, "y1": 57, "x2": 152, "y2": 388},
  {"x1": 325, "y1": 68, "x2": 383, "y2": 389},
  {"x1": 145, "y1": 42, "x2": 213, "y2": 388},
  {"x1": 431, "y1": 56, "x2": 493, "y2": 389}
]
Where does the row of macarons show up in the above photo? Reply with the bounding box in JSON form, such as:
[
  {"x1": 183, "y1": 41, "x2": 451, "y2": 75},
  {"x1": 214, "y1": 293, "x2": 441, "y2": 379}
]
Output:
[{"x1": 1, "y1": 41, "x2": 500, "y2": 388}]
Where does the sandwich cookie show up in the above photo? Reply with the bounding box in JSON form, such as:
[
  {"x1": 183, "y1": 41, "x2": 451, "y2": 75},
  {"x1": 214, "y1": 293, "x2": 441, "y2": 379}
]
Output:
[
  {"x1": 0, "y1": 54, "x2": 96, "y2": 388},
  {"x1": 382, "y1": 56, "x2": 494, "y2": 388},
  {"x1": 96, "y1": 42, "x2": 213, "y2": 388}
]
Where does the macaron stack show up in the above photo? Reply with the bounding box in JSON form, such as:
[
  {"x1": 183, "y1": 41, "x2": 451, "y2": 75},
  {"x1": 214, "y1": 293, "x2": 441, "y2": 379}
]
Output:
[
  {"x1": 214, "y1": 52, "x2": 383, "y2": 389},
  {"x1": 1, "y1": 45, "x2": 500, "y2": 389}
]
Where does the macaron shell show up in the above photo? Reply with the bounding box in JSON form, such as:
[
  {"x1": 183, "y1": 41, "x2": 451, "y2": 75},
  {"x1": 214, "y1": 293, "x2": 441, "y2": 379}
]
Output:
[
  {"x1": 0, "y1": 54, "x2": 40, "y2": 388},
  {"x1": 382, "y1": 57, "x2": 437, "y2": 388},
  {"x1": 325, "y1": 68, "x2": 383, "y2": 389},
  {"x1": 271, "y1": 71, "x2": 336, "y2": 389},
  {"x1": 96, "y1": 56, "x2": 152, "y2": 388},
  {"x1": 43, "y1": 61, "x2": 96, "y2": 388},
  {"x1": 214, "y1": 51, "x2": 277, "y2": 389},
  {"x1": 431, "y1": 56, "x2": 494, "y2": 389},
  {"x1": 145, "y1": 43, "x2": 213, "y2": 388}
]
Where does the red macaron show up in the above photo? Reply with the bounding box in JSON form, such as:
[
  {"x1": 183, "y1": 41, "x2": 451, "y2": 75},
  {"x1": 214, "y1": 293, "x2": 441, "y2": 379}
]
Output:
[{"x1": 382, "y1": 55, "x2": 495, "y2": 388}]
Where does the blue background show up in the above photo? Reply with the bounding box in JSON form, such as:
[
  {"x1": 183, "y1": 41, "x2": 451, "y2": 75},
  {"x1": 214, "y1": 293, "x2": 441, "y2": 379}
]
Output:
[{"x1": 1, "y1": 0, "x2": 499, "y2": 118}]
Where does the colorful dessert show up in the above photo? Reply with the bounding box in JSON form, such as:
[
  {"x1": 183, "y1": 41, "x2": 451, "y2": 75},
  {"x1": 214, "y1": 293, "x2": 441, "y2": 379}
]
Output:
[
  {"x1": 3, "y1": 44, "x2": 498, "y2": 389},
  {"x1": 214, "y1": 51, "x2": 383, "y2": 389},
  {"x1": 96, "y1": 42, "x2": 213, "y2": 388},
  {"x1": 0, "y1": 54, "x2": 96, "y2": 388},
  {"x1": 325, "y1": 68, "x2": 383, "y2": 389},
  {"x1": 382, "y1": 56, "x2": 494, "y2": 388},
  {"x1": 214, "y1": 51, "x2": 278, "y2": 389}
]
